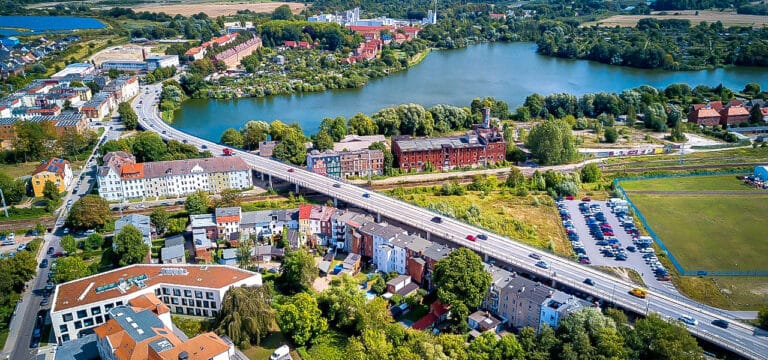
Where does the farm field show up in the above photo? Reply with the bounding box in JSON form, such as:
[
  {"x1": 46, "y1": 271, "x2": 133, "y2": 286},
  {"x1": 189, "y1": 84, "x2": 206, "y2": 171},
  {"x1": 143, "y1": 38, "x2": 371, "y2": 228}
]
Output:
[
  {"x1": 620, "y1": 174, "x2": 755, "y2": 192},
  {"x1": 583, "y1": 10, "x2": 768, "y2": 28},
  {"x1": 135, "y1": 1, "x2": 306, "y2": 17},
  {"x1": 627, "y1": 193, "x2": 768, "y2": 271},
  {"x1": 391, "y1": 190, "x2": 571, "y2": 256}
]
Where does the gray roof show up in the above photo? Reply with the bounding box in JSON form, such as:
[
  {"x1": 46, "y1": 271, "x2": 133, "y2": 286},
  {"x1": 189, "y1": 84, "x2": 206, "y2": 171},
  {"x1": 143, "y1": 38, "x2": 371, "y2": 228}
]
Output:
[
  {"x1": 253, "y1": 245, "x2": 284, "y2": 257},
  {"x1": 215, "y1": 207, "x2": 241, "y2": 218},
  {"x1": 161, "y1": 244, "x2": 185, "y2": 262},
  {"x1": 115, "y1": 214, "x2": 151, "y2": 246},
  {"x1": 53, "y1": 333, "x2": 99, "y2": 360},
  {"x1": 190, "y1": 214, "x2": 216, "y2": 228},
  {"x1": 394, "y1": 135, "x2": 485, "y2": 152},
  {"x1": 192, "y1": 228, "x2": 213, "y2": 249},
  {"x1": 286, "y1": 229, "x2": 299, "y2": 249},
  {"x1": 318, "y1": 260, "x2": 332, "y2": 273},
  {"x1": 0, "y1": 118, "x2": 18, "y2": 125},
  {"x1": 142, "y1": 156, "x2": 250, "y2": 179},
  {"x1": 164, "y1": 235, "x2": 184, "y2": 248},
  {"x1": 394, "y1": 233, "x2": 431, "y2": 253},
  {"x1": 386, "y1": 274, "x2": 411, "y2": 286},
  {"x1": 221, "y1": 248, "x2": 238, "y2": 260},
  {"x1": 373, "y1": 224, "x2": 406, "y2": 239},
  {"x1": 485, "y1": 264, "x2": 514, "y2": 289},
  {"x1": 423, "y1": 243, "x2": 452, "y2": 262},
  {"x1": 110, "y1": 305, "x2": 164, "y2": 343},
  {"x1": 241, "y1": 210, "x2": 274, "y2": 226},
  {"x1": 343, "y1": 253, "x2": 361, "y2": 268},
  {"x1": 504, "y1": 275, "x2": 552, "y2": 304},
  {"x1": 275, "y1": 209, "x2": 297, "y2": 222}
]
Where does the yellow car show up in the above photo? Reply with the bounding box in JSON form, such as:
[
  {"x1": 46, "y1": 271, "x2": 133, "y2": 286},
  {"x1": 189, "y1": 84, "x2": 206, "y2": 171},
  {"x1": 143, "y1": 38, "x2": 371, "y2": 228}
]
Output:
[{"x1": 629, "y1": 288, "x2": 648, "y2": 299}]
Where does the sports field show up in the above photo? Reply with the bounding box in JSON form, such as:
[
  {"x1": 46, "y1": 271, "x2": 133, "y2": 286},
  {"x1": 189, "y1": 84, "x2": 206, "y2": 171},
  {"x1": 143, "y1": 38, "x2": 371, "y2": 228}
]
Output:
[{"x1": 622, "y1": 175, "x2": 768, "y2": 272}]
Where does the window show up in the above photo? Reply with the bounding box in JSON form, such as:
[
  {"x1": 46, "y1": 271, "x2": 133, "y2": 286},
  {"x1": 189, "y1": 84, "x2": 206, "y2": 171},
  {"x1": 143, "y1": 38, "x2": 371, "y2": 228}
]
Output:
[
  {"x1": 203, "y1": 300, "x2": 209, "y2": 308},
  {"x1": 195, "y1": 300, "x2": 202, "y2": 308},
  {"x1": 91, "y1": 307, "x2": 101, "y2": 315},
  {"x1": 74, "y1": 321, "x2": 82, "y2": 329},
  {"x1": 62, "y1": 313, "x2": 73, "y2": 322},
  {"x1": 182, "y1": 298, "x2": 188, "y2": 306},
  {"x1": 59, "y1": 325, "x2": 68, "y2": 333},
  {"x1": 173, "y1": 289, "x2": 181, "y2": 296},
  {"x1": 62, "y1": 334, "x2": 70, "y2": 342},
  {"x1": 171, "y1": 297, "x2": 179, "y2": 305},
  {"x1": 96, "y1": 316, "x2": 103, "y2": 324},
  {"x1": 210, "y1": 302, "x2": 216, "y2": 309},
  {"x1": 184, "y1": 290, "x2": 192, "y2": 297},
  {"x1": 163, "y1": 296, "x2": 170, "y2": 303},
  {"x1": 76, "y1": 310, "x2": 88, "y2": 319},
  {"x1": 176, "y1": 307, "x2": 184, "y2": 314},
  {"x1": 162, "y1": 287, "x2": 170, "y2": 295},
  {"x1": 194, "y1": 291, "x2": 203, "y2": 299},
  {"x1": 83, "y1": 318, "x2": 94, "y2": 327},
  {"x1": 116, "y1": 301, "x2": 123, "y2": 306},
  {"x1": 104, "y1": 303, "x2": 114, "y2": 311}
]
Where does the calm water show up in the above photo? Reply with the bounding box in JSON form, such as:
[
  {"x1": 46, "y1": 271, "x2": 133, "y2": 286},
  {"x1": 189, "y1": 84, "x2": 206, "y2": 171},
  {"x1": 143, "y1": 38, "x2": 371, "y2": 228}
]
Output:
[
  {"x1": 173, "y1": 42, "x2": 768, "y2": 140},
  {"x1": 0, "y1": 16, "x2": 105, "y2": 36}
]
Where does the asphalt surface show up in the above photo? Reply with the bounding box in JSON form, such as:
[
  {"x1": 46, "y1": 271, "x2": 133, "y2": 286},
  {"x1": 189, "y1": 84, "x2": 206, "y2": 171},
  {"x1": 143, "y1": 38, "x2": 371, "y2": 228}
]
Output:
[
  {"x1": 3, "y1": 116, "x2": 121, "y2": 360},
  {"x1": 132, "y1": 84, "x2": 768, "y2": 359},
  {"x1": 560, "y1": 200, "x2": 678, "y2": 292}
]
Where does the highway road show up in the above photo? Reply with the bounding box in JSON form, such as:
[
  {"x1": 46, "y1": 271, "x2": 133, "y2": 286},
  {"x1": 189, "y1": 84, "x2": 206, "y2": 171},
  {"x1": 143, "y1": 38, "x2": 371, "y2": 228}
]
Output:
[{"x1": 134, "y1": 84, "x2": 768, "y2": 359}]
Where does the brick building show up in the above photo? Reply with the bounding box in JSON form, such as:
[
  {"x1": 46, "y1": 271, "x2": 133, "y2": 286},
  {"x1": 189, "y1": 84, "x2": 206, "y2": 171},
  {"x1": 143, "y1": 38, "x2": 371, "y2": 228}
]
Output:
[{"x1": 392, "y1": 109, "x2": 505, "y2": 171}]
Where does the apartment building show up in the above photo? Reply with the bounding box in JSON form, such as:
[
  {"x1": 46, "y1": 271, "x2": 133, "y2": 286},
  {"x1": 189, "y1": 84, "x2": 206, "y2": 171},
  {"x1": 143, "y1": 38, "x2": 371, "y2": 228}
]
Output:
[
  {"x1": 50, "y1": 264, "x2": 261, "y2": 344},
  {"x1": 31, "y1": 158, "x2": 72, "y2": 197},
  {"x1": 96, "y1": 154, "x2": 252, "y2": 201}
]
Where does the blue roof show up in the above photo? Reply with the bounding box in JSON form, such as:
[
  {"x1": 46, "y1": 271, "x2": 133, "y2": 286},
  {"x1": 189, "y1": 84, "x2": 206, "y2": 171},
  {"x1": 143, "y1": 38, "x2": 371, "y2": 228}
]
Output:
[{"x1": 109, "y1": 305, "x2": 164, "y2": 343}]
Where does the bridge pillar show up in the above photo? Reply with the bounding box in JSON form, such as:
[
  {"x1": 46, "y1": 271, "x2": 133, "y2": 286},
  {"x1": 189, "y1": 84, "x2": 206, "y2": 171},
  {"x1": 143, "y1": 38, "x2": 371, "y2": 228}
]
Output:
[
  {"x1": 333, "y1": 198, "x2": 338, "y2": 207},
  {"x1": 484, "y1": 253, "x2": 488, "y2": 262},
  {"x1": 295, "y1": 183, "x2": 299, "y2": 193},
  {"x1": 376, "y1": 212, "x2": 381, "y2": 223},
  {"x1": 268, "y1": 174, "x2": 273, "y2": 189},
  {"x1": 426, "y1": 232, "x2": 431, "y2": 241}
]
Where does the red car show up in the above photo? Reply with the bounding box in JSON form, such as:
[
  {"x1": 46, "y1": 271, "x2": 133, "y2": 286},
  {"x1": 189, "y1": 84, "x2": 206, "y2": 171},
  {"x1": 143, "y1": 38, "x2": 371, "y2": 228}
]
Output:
[
  {"x1": 466, "y1": 235, "x2": 476, "y2": 241},
  {"x1": 582, "y1": 197, "x2": 591, "y2": 202},
  {"x1": 657, "y1": 275, "x2": 671, "y2": 281},
  {"x1": 287, "y1": 168, "x2": 294, "y2": 172},
  {"x1": 579, "y1": 257, "x2": 591, "y2": 264},
  {"x1": 603, "y1": 230, "x2": 614, "y2": 236},
  {"x1": 566, "y1": 195, "x2": 575, "y2": 200}
]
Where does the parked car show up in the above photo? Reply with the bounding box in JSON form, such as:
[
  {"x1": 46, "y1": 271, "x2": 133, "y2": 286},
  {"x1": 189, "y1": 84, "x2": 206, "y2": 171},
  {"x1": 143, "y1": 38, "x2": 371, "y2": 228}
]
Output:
[
  {"x1": 40, "y1": 259, "x2": 48, "y2": 268},
  {"x1": 16, "y1": 243, "x2": 26, "y2": 252},
  {"x1": 47, "y1": 247, "x2": 54, "y2": 255},
  {"x1": 270, "y1": 345, "x2": 290, "y2": 360}
]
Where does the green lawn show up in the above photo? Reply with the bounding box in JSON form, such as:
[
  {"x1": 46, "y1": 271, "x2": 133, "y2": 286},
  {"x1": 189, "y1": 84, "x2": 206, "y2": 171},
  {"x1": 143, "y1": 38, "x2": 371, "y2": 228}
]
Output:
[
  {"x1": 241, "y1": 331, "x2": 302, "y2": 360},
  {"x1": 620, "y1": 174, "x2": 754, "y2": 191},
  {"x1": 628, "y1": 193, "x2": 768, "y2": 271}
]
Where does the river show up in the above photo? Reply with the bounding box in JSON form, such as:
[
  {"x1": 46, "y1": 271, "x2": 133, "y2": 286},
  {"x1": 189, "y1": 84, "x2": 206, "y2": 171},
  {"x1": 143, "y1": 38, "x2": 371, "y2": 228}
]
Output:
[
  {"x1": 0, "y1": 16, "x2": 105, "y2": 36},
  {"x1": 172, "y1": 42, "x2": 768, "y2": 140}
]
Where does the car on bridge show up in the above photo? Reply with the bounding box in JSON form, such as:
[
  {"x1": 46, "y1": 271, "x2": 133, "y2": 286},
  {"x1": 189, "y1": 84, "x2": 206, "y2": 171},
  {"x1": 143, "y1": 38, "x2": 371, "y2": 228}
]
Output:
[
  {"x1": 431, "y1": 216, "x2": 442, "y2": 223},
  {"x1": 529, "y1": 253, "x2": 541, "y2": 260},
  {"x1": 583, "y1": 278, "x2": 595, "y2": 286},
  {"x1": 678, "y1": 315, "x2": 698, "y2": 326},
  {"x1": 466, "y1": 235, "x2": 476, "y2": 241},
  {"x1": 629, "y1": 287, "x2": 647, "y2": 299},
  {"x1": 535, "y1": 260, "x2": 549, "y2": 269},
  {"x1": 711, "y1": 319, "x2": 729, "y2": 329},
  {"x1": 362, "y1": 193, "x2": 370, "y2": 198}
]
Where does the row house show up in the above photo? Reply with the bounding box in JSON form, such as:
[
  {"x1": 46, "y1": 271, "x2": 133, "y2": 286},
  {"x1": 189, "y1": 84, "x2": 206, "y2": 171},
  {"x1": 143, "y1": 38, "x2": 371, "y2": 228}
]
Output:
[
  {"x1": 333, "y1": 210, "x2": 373, "y2": 249},
  {"x1": 81, "y1": 92, "x2": 115, "y2": 122},
  {"x1": 339, "y1": 149, "x2": 384, "y2": 178},
  {"x1": 184, "y1": 33, "x2": 239, "y2": 61},
  {"x1": 102, "y1": 76, "x2": 139, "y2": 103},
  {"x1": 306, "y1": 150, "x2": 342, "y2": 180},
  {"x1": 372, "y1": 225, "x2": 408, "y2": 273},
  {"x1": 689, "y1": 101, "x2": 754, "y2": 126},
  {"x1": 298, "y1": 204, "x2": 335, "y2": 246},
  {"x1": 214, "y1": 36, "x2": 263, "y2": 69},
  {"x1": 215, "y1": 207, "x2": 241, "y2": 240},
  {"x1": 283, "y1": 40, "x2": 313, "y2": 49},
  {"x1": 96, "y1": 153, "x2": 252, "y2": 202},
  {"x1": 240, "y1": 209, "x2": 298, "y2": 239}
]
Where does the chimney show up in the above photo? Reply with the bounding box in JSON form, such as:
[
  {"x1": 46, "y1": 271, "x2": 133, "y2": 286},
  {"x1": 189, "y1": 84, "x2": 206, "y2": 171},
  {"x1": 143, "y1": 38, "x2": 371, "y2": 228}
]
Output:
[
  {"x1": 481, "y1": 107, "x2": 491, "y2": 129},
  {"x1": 178, "y1": 351, "x2": 189, "y2": 360}
]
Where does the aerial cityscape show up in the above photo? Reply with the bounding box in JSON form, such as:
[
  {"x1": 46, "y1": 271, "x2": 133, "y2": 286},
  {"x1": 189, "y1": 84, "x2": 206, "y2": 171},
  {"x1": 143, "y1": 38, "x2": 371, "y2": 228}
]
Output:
[{"x1": 0, "y1": 0, "x2": 767, "y2": 359}]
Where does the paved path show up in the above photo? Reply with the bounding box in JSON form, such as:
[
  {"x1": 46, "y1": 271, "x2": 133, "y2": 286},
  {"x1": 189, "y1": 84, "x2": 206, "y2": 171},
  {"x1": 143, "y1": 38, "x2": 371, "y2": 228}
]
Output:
[{"x1": 626, "y1": 190, "x2": 763, "y2": 195}]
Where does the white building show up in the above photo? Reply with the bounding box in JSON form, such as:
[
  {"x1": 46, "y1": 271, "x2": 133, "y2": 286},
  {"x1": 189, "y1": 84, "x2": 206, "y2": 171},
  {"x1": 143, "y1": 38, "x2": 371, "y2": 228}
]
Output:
[
  {"x1": 51, "y1": 62, "x2": 96, "y2": 79},
  {"x1": 50, "y1": 264, "x2": 262, "y2": 344},
  {"x1": 95, "y1": 155, "x2": 252, "y2": 201},
  {"x1": 215, "y1": 207, "x2": 241, "y2": 240},
  {"x1": 145, "y1": 55, "x2": 179, "y2": 71},
  {"x1": 371, "y1": 225, "x2": 406, "y2": 274}
]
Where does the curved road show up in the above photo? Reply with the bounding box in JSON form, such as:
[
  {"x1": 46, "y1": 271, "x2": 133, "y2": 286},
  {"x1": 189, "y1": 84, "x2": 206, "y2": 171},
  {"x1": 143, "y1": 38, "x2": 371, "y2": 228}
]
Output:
[{"x1": 134, "y1": 83, "x2": 768, "y2": 360}]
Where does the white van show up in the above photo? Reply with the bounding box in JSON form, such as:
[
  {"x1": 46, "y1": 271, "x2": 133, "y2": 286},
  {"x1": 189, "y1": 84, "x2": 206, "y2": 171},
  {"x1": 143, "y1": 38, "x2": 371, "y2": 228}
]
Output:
[{"x1": 270, "y1": 345, "x2": 290, "y2": 360}]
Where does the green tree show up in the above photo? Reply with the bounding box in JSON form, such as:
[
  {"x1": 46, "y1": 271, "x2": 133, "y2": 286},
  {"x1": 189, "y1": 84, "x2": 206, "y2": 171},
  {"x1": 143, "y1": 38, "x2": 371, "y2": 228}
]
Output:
[
  {"x1": 220, "y1": 128, "x2": 244, "y2": 148},
  {"x1": 750, "y1": 104, "x2": 763, "y2": 124},
  {"x1": 215, "y1": 188, "x2": 242, "y2": 208},
  {"x1": 13, "y1": 121, "x2": 56, "y2": 162},
  {"x1": 0, "y1": 173, "x2": 26, "y2": 205},
  {"x1": 241, "y1": 120, "x2": 270, "y2": 150},
  {"x1": 85, "y1": 233, "x2": 105, "y2": 251},
  {"x1": 433, "y1": 248, "x2": 492, "y2": 310},
  {"x1": 150, "y1": 209, "x2": 169, "y2": 235},
  {"x1": 526, "y1": 119, "x2": 578, "y2": 165},
  {"x1": 318, "y1": 274, "x2": 366, "y2": 332},
  {"x1": 629, "y1": 313, "x2": 704, "y2": 360},
  {"x1": 356, "y1": 297, "x2": 393, "y2": 333},
  {"x1": 216, "y1": 285, "x2": 274, "y2": 348},
  {"x1": 118, "y1": 102, "x2": 139, "y2": 130},
  {"x1": 184, "y1": 190, "x2": 210, "y2": 215},
  {"x1": 743, "y1": 83, "x2": 761, "y2": 95},
  {"x1": 506, "y1": 167, "x2": 526, "y2": 188},
  {"x1": 312, "y1": 130, "x2": 334, "y2": 151},
  {"x1": 277, "y1": 292, "x2": 327, "y2": 346},
  {"x1": 278, "y1": 248, "x2": 317, "y2": 294},
  {"x1": 604, "y1": 126, "x2": 618, "y2": 143},
  {"x1": 113, "y1": 224, "x2": 150, "y2": 266},
  {"x1": 580, "y1": 163, "x2": 602, "y2": 183},
  {"x1": 759, "y1": 306, "x2": 768, "y2": 330},
  {"x1": 237, "y1": 240, "x2": 253, "y2": 269},
  {"x1": 271, "y1": 4, "x2": 294, "y2": 20},
  {"x1": 348, "y1": 113, "x2": 378, "y2": 135},
  {"x1": 42, "y1": 180, "x2": 61, "y2": 205},
  {"x1": 60, "y1": 235, "x2": 77, "y2": 255},
  {"x1": 273, "y1": 130, "x2": 308, "y2": 165},
  {"x1": 52, "y1": 256, "x2": 91, "y2": 283},
  {"x1": 68, "y1": 195, "x2": 111, "y2": 229},
  {"x1": 131, "y1": 131, "x2": 167, "y2": 162}
]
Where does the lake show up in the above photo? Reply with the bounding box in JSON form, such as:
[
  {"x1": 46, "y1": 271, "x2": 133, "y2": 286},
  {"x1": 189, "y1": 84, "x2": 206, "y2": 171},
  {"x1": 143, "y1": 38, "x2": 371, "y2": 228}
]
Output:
[
  {"x1": 173, "y1": 42, "x2": 768, "y2": 140},
  {"x1": 0, "y1": 16, "x2": 105, "y2": 36}
]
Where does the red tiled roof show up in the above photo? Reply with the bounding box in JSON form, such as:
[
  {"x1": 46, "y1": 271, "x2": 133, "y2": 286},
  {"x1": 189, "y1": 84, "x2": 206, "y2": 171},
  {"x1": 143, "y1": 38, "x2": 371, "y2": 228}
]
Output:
[
  {"x1": 411, "y1": 313, "x2": 438, "y2": 330},
  {"x1": 298, "y1": 204, "x2": 312, "y2": 220},
  {"x1": 722, "y1": 106, "x2": 749, "y2": 116},
  {"x1": 120, "y1": 163, "x2": 144, "y2": 180},
  {"x1": 33, "y1": 158, "x2": 69, "y2": 177}
]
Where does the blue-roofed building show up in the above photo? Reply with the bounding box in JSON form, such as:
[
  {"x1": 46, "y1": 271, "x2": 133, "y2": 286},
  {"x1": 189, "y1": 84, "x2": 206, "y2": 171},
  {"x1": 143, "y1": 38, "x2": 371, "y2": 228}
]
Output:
[
  {"x1": 755, "y1": 165, "x2": 768, "y2": 182},
  {"x1": 0, "y1": 37, "x2": 19, "y2": 48}
]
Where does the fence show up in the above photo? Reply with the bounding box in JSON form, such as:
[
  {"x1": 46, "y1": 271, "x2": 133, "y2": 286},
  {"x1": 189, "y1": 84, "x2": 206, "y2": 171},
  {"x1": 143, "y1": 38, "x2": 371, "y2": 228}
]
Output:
[{"x1": 614, "y1": 171, "x2": 768, "y2": 277}]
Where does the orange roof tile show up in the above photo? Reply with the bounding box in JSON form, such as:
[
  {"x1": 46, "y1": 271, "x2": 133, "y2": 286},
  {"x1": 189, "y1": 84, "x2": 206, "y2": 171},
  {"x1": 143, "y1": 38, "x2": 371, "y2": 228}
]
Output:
[{"x1": 120, "y1": 163, "x2": 144, "y2": 180}]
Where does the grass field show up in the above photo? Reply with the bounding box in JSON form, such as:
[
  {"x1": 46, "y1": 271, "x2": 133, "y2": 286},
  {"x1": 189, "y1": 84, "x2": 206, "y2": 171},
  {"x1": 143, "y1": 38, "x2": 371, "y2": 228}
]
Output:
[
  {"x1": 620, "y1": 174, "x2": 754, "y2": 191},
  {"x1": 583, "y1": 10, "x2": 768, "y2": 28},
  {"x1": 136, "y1": 2, "x2": 306, "y2": 17},
  {"x1": 627, "y1": 193, "x2": 768, "y2": 271},
  {"x1": 392, "y1": 190, "x2": 571, "y2": 256}
]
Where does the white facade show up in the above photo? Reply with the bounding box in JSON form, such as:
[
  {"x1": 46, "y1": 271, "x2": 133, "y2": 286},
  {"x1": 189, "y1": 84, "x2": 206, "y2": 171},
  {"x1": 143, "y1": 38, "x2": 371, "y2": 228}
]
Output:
[
  {"x1": 50, "y1": 265, "x2": 261, "y2": 344},
  {"x1": 374, "y1": 245, "x2": 395, "y2": 273}
]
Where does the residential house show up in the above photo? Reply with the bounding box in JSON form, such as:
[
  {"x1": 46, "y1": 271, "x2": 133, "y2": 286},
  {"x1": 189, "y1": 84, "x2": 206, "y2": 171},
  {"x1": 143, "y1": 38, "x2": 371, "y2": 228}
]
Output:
[
  {"x1": 258, "y1": 141, "x2": 278, "y2": 157},
  {"x1": 114, "y1": 214, "x2": 152, "y2": 250},
  {"x1": 468, "y1": 310, "x2": 503, "y2": 336},
  {"x1": 411, "y1": 301, "x2": 450, "y2": 331},
  {"x1": 31, "y1": 158, "x2": 73, "y2": 197},
  {"x1": 190, "y1": 214, "x2": 217, "y2": 242},
  {"x1": 218, "y1": 248, "x2": 238, "y2": 266},
  {"x1": 339, "y1": 149, "x2": 384, "y2": 179},
  {"x1": 720, "y1": 106, "x2": 750, "y2": 126},
  {"x1": 215, "y1": 207, "x2": 241, "y2": 240},
  {"x1": 494, "y1": 271, "x2": 553, "y2": 331},
  {"x1": 422, "y1": 243, "x2": 452, "y2": 288},
  {"x1": 252, "y1": 245, "x2": 284, "y2": 262},
  {"x1": 372, "y1": 224, "x2": 407, "y2": 273},
  {"x1": 285, "y1": 229, "x2": 300, "y2": 250},
  {"x1": 333, "y1": 134, "x2": 386, "y2": 152},
  {"x1": 386, "y1": 275, "x2": 419, "y2": 297},
  {"x1": 539, "y1": 292, "x2": 590, "y2": 332},
  {"x1": 306, "y1": 150, "x2": 341, "y2": 180},
  {"x1": 214, "y1": 37, "x2": 262, "y2": 69},
  {"x1": 342, "y1": 253, "x2": 361, "y2": 275}
]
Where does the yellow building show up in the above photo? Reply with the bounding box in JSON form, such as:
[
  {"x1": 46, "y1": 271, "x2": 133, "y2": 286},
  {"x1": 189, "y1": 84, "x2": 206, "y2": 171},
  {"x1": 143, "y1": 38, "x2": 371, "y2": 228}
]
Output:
[{"x1": 31, "y1": 158, "x2": 73, "y2": 197}]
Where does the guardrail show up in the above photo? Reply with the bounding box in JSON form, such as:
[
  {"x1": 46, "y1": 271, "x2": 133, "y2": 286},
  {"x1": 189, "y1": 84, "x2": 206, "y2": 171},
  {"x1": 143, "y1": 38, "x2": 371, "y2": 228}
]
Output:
[{"x1": 614, "y1": 171, "x2": 768, "y2": 277}]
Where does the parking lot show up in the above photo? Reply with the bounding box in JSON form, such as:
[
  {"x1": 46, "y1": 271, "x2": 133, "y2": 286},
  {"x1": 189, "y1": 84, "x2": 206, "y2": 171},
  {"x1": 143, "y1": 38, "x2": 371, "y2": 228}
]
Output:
[
  {"x1": 0, "y1": 231, "x2": 43, "y2": 258},
  {"x1": 557, "y1": 198, "x2": 677, "y2": 292}
]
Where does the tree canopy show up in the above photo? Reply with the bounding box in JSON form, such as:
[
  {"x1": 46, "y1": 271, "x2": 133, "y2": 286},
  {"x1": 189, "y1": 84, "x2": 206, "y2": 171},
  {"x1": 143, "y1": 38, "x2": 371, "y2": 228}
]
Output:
[
  {"x1": 53, "y1": 256, "x2": 91, "y2": 283},
  {"x1": 215, "y1": 285, "x2": 274, "y2": 348},
  {"x1": 433, "y1": 248, "x2": 492, "y2": 310},
  {"x1": 67, "y1": 195, "x2": 112, "y2": 229},
  {"x1": 278, "y1": 248, "x2": 317, "y2": 294},
  {"x1": 277, "y1": 292, "x2": 328, "y2": 346},
  {"x1": 526, "y1": 119, "x2": 578, "y2": 165},
  {"x1": 184, "y1": 190, "x2": 210, "y2": 215},
  {"x1": 113, "y1": 224, "x2": 150, "y2": 266}
]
